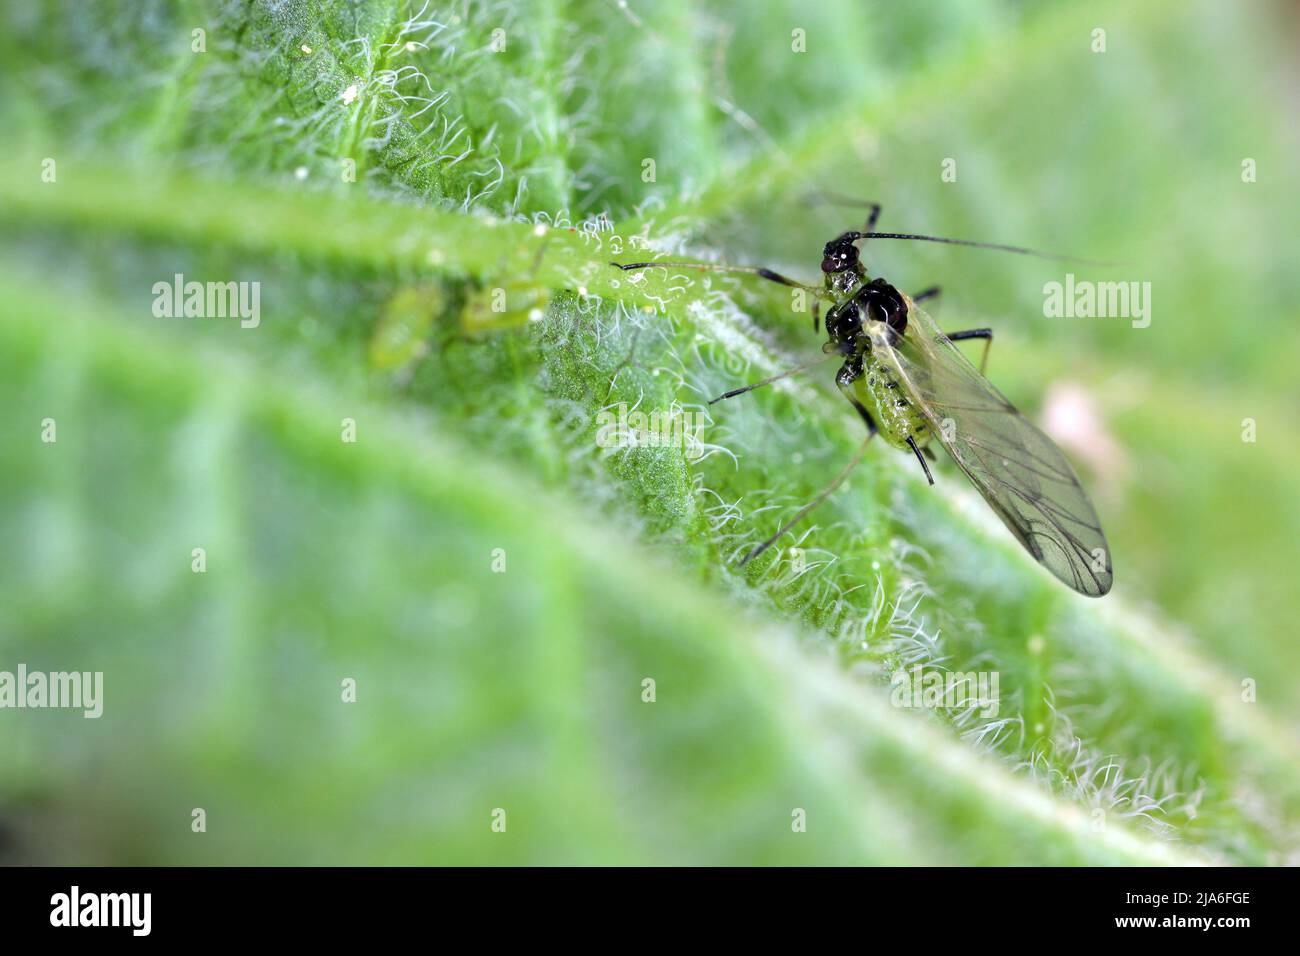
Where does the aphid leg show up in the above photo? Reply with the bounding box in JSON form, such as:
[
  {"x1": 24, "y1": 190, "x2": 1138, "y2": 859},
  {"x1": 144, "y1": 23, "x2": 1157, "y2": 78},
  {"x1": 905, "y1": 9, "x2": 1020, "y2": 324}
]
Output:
[
  {"x1": 812, "y1": 300, "x2": 821, "y2": 333},
  {"x1": 912, "y1": 285, "x2": 941, "y2": 304},
  {"x1": 835, "y1": 357, "x2": 878, "y2": 431},
  {"x1": 862, "y1": 202, "x2": 882, "y2": 234},
  {"x1": 946, "y1": 327, "x2": 993, "y2": 374},
  {"x1": 802, "y1": 192, "x2": 882, "y2": 233},
  {"x1": 906, "y1": 436, "x2": 935, "y2": 486},
  {"x1": 708, "y1": 355, "x2": 834, "y2": 405},
  {"x1": 739, "y1": 430, "x2": 877, "y2": 567},
  {"x1": 609, "y1": 260, "x2": 830, "y2": 300}
]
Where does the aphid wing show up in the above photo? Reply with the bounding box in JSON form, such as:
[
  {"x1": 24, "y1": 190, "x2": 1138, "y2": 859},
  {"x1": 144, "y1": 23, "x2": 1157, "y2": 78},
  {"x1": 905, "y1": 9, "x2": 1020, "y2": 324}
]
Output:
[{"x1": 872, "y1": 303, "x2": 1113, "y2": 597}]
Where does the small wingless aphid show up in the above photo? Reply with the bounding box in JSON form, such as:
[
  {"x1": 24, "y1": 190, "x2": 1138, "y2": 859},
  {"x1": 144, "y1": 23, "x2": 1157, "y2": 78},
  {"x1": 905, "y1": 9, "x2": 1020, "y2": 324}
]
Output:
[{"x1": 612, "y1": 202, "x2": 1113, "y2": 597}]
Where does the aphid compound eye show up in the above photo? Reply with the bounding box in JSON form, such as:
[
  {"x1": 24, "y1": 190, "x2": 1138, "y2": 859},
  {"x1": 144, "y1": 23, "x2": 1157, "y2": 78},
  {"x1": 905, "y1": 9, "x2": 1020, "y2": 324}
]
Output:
[
  {"x1": 820, "y1": 241, "x2": 858, "y2": 273},
  {"x1": 820, "y1": 251, "x2": 851, "y2": 273},
  {"x1": 856, "y1": 280, "x2": 908, "y2": 337}
]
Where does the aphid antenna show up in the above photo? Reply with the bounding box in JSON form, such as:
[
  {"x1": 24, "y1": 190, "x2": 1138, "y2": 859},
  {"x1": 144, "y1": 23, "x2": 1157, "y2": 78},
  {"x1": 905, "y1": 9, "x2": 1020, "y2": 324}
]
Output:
[
  {"x1": 847, "y1": 230, "x2": 1118, "y2": 267},
  {"x1": 803, "y1": 192, "x2": 1117, "y2": 265}
]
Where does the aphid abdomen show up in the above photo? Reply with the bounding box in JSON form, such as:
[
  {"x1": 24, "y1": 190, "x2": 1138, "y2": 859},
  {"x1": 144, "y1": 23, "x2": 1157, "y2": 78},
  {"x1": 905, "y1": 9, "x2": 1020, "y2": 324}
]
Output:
[{"x1": 853, "y1": 355, "x2": 931, "y2": 451}]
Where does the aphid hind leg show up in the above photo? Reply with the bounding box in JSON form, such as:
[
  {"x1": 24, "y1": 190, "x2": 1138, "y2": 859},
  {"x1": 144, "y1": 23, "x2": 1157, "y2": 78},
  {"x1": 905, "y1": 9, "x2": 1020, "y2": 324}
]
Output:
[
  {"x1": 912, "y1": 286, "x2": 941, "y2": 304},
  {"x1": 946, "y1": 327, "x2": 993, "y2": 375}
]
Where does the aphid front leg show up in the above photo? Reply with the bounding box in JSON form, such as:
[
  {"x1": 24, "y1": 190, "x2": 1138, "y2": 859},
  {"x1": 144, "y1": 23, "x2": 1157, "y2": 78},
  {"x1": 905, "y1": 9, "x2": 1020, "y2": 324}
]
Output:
[{"x1": 946, "y1": 327, "x2": 994, "y2": 375}]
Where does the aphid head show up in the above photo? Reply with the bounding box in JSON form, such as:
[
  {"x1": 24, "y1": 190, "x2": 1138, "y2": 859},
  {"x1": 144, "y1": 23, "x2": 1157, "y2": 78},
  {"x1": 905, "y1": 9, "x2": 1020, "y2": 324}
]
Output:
[{"x1": 820, "y1": 233, "x2": 862, "y2": 273}]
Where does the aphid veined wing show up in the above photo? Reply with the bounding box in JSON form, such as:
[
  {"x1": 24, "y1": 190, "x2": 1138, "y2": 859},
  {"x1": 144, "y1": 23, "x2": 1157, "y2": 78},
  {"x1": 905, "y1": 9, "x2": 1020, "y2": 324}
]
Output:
[{"x1": 869, "y1": 298, "x2": 1113, "y2": 596}]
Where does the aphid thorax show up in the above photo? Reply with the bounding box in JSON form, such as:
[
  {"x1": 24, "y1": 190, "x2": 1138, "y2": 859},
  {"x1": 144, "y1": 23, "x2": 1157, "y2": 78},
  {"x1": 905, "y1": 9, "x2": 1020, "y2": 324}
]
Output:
[{"x1": 820, "y1": 233, "x2": 908, "y2": 357}]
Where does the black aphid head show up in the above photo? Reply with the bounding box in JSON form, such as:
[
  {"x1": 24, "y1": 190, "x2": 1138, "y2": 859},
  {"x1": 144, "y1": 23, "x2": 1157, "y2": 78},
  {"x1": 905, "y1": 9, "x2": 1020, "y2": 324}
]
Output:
[{"x1": 820, "y1": 233, "x2": 861, "y2": 273}]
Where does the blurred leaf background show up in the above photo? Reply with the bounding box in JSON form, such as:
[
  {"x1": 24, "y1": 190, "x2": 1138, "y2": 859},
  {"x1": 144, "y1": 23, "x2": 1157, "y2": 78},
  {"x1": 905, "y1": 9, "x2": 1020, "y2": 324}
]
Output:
[{"x1": 1, "y1": 0, "x2": 1297, "y2": 864}]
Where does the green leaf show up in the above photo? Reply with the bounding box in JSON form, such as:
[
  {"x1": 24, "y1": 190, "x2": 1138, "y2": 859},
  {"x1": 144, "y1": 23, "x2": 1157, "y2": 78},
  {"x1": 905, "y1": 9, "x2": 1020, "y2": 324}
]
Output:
[{"x1": 1, "y1": 0, "x2": 1296, "y2": 864}]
